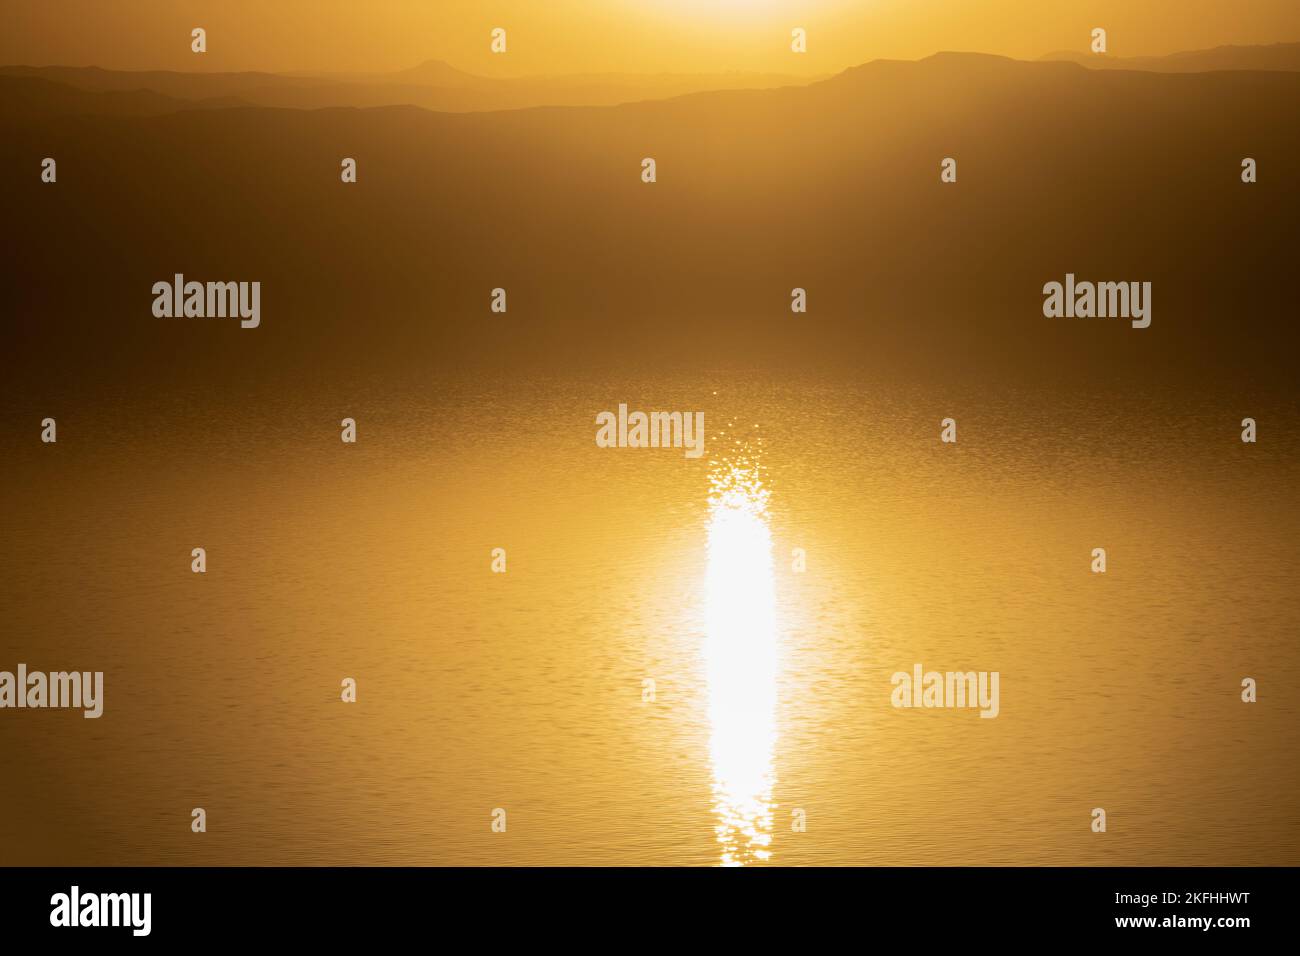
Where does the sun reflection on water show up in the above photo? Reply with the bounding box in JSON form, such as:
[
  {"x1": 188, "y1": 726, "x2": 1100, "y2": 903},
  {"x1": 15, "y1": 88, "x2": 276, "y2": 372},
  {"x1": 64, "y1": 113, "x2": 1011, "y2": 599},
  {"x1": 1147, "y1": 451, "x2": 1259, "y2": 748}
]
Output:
[{"x1": 704, "y1": 440, "x2": 778, "y2": 866}]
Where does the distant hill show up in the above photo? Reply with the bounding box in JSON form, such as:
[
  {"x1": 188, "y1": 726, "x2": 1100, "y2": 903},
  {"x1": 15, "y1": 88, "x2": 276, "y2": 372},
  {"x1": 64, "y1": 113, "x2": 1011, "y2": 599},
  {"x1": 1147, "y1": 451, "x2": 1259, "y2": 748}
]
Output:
[
  {"x1": 1040, "y1": 42, "x2": 1300, "y2": 72},
  {"x1": 386, "y1": 59, "x2": 484, "y2": 88},
  {"x1": 1, "y1": 52, "x2": 1295, "y2": 404},
  {"x1": 0, "y1": 65, "x2": 299, "y2": 100},
  {"x1": 0, "y1": 74, "x2": 243, "y2": 118},
  {"x1": 0, "y1": 61, "x2": 814, "y2": 113}
]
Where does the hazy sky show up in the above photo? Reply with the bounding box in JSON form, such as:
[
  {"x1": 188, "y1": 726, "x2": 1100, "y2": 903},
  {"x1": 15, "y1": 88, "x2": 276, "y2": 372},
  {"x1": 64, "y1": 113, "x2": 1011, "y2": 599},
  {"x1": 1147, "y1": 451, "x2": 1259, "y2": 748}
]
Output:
[{"x1": 4, "y1": 0, "x2": 1299, "y2": 75}]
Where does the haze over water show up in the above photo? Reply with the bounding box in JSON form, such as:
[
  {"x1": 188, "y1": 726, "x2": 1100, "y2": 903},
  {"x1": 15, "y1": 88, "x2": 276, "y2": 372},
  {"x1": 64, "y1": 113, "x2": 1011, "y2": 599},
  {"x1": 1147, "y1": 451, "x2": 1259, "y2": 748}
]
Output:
[{"x1": 4, "y1": 375, "x2": 1296, "y2": 865}]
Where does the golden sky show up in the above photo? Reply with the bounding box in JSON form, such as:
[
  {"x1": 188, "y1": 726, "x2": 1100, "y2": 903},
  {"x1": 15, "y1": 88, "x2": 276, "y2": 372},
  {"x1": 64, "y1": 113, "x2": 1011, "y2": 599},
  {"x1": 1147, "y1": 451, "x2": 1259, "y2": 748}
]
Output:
[{"x1": 3, "y1": 0, "x2": 1299, "y2": 75}]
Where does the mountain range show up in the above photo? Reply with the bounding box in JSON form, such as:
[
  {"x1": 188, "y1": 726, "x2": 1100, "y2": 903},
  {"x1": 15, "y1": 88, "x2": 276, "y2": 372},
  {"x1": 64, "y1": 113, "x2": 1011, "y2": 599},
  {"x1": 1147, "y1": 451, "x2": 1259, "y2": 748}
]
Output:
[
  {"x1": 2, "y1": 48, "x2": 1296, "y2": 410},
  {"x1": 4, "y1": 40, "x2": 1299, "y2": 118}
]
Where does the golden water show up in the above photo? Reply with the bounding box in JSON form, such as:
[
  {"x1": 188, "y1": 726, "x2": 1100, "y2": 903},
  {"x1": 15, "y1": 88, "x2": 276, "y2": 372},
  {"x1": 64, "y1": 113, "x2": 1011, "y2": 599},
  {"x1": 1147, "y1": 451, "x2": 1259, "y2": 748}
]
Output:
[{"x1": 2, "y1": 377, "x2": 1297, "y2": 865}]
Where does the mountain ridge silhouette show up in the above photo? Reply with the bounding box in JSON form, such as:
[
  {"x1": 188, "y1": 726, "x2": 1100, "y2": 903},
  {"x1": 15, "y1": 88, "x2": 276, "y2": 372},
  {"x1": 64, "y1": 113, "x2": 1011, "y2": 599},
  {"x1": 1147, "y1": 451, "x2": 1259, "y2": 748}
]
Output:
[{"x1": 2, "y1": 49, "x2": 1295, "y2": 409}]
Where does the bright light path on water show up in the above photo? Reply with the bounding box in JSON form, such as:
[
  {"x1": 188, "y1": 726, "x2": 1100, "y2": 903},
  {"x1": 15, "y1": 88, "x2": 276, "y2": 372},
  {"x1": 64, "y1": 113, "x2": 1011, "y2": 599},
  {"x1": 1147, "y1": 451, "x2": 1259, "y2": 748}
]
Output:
[{"x1": 704, "y1": 449, "x2": 778, "y2": 866}]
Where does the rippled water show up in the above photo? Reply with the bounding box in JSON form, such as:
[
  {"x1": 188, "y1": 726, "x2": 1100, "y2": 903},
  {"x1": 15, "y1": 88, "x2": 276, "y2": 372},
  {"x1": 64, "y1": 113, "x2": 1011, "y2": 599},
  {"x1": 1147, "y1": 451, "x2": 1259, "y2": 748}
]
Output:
[{"x1": 2, "y1": 375, "x2": 1297, "y2": 865}]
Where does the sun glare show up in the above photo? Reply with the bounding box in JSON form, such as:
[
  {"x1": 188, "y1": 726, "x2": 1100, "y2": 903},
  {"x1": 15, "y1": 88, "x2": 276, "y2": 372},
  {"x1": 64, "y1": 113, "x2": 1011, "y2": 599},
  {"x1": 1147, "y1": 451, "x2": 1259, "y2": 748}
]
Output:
[{"x1": 704, "y1": 448, "x2": 779, "y2": 866}]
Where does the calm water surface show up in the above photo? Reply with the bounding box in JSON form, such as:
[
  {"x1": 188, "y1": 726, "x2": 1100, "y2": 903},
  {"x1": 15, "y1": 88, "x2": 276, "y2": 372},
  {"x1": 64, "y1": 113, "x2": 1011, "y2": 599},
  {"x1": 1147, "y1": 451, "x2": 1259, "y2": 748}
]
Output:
[{"x1": 3, "y1": 376, "x2": 1297, "y2": 864}]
